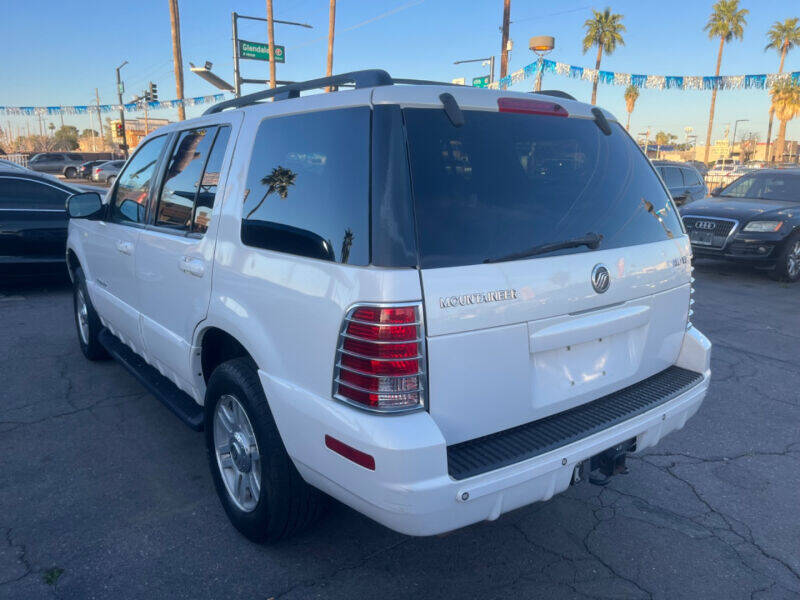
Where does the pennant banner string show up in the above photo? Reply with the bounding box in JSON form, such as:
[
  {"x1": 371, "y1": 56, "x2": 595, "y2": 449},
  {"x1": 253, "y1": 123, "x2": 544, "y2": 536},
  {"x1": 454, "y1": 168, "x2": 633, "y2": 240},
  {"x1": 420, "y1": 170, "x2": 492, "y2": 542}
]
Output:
[
  {"x1": 0, "y1": 94, "x2": 225, "y2": 116},
  {"x1": 488, "y1": 60, "x2": 800, "y2": 91}
]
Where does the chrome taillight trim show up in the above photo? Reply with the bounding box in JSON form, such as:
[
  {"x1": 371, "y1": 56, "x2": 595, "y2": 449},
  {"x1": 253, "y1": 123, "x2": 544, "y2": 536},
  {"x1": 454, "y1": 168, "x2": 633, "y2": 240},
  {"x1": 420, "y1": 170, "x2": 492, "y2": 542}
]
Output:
[
  {"x1": 345, "y1": 316, "x2": 422, "y2": 327},
  {"x1": 332, "y1": 301, "x2": 427, "y2": 414},
  {"x1": 337, "y1": 348, "x2": 425, "y2": 362},
  {"x1": 334, "y1": 377, "x2": 424, "y2": 394},
  {"x1": 340, "y1": 332, "x2": 424, "y2": 345},
  {"x1": 336, "y1": 361, "x2": 424, "y2": 379}
]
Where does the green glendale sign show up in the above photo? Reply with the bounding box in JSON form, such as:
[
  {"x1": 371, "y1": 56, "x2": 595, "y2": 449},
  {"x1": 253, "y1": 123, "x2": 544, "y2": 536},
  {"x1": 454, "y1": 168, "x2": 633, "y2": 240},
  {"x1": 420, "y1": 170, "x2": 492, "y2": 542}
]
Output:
[{"x1": 238, "y1": 39, "x2": 285, "y2": 63}]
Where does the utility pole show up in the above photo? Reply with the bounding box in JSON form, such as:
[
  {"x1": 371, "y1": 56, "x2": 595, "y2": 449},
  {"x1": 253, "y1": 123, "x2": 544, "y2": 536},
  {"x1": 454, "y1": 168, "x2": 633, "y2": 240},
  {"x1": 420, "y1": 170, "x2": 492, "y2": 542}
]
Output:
[
  {"x1": 232, "y1": 12, "x2": 241, "y2": 97},
  {"x1": 266, "y1": 0, "x2": 277, "y2": 88},
  {"x1": 168, "y1": 0, "x2": 186, "y2": 120},
  {"x1": 116, "y1": 61, "x2": 129, "y2": 158},
  {"x1": 95, "y1": 88, "x2": 104, "y2": 148},
  {"x1": 499, "y1": 0, "x2": 511, "y2": 79},
  {"x1": 325, "y1": 0, "x2": 336, "y2": 92}
]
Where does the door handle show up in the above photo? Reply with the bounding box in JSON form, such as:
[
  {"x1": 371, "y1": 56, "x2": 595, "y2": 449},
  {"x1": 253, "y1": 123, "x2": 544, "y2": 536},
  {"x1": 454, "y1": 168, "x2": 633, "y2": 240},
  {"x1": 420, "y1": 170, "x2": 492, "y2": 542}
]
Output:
[
  {"x1": 179, "y1": 256, "x2": 205, "y2": 277},
  {"x1": 115, "y1": 240, "x2": 134, "y2": 255}
]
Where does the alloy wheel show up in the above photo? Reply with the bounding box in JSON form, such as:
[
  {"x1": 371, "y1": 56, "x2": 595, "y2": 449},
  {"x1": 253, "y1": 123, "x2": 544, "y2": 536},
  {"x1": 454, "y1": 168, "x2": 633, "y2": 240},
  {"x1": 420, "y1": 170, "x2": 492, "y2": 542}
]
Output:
[
  {"x1": 213, "y1": 394, "x2": 262, "y2": 512},
  {"x1": 787, "y1": 241, "x2": 800, "y2": 279},
  {"x1": 76, "y1": 289, "x2": 90, "y2": 345}
]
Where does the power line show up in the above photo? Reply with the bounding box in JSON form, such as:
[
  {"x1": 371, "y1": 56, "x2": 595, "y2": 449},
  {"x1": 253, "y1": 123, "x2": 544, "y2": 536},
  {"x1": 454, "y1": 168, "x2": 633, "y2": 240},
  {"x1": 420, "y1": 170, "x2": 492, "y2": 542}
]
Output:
[
  {"x1": 292, "y1": 0, "x2": 426, "y2": 50},
  {"x1": 512, "y1": 5, "x2": 593, "y2": 24}
]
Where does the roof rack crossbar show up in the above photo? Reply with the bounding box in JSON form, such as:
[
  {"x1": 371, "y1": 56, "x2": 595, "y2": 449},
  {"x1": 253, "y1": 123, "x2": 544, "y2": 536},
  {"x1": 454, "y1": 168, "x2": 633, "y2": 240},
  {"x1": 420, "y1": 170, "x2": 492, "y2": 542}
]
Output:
[
  {"x1": 204, "y1": 69, "x2": 393, "y2": 115},
  {"x1": 203, "y1": 70, "x2": 472, "y2": 115}
]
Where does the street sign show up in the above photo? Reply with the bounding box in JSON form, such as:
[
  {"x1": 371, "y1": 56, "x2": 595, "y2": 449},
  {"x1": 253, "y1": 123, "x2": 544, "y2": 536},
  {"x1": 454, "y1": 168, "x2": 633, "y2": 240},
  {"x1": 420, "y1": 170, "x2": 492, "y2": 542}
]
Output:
[
  {"x1": 238, "y1": 39, "x2": 285, "y2": 63},
  {"x1": 472, "y1": 76, "x2": 490, "y2": 88},
  {"x1": 451, "y1": 77, "x2": 466, "y2": 86}
]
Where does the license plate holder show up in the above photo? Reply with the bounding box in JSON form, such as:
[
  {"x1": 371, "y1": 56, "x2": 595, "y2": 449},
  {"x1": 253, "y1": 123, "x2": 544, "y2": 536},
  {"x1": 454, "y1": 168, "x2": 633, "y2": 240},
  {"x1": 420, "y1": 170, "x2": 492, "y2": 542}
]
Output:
[{"x1": 690, "y1": 230, "x2": 714, "y2": 246}]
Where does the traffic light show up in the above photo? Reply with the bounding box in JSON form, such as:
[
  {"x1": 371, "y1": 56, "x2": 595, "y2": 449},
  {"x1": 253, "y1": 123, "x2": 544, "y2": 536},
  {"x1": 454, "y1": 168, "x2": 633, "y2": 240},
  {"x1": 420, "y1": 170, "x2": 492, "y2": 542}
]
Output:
[
  {"x1": 115, "y1": 122, "x2": 124, "y2": 138},
  {"x1": 149, "y1": 82, "x2": 158, "y2": 101}
]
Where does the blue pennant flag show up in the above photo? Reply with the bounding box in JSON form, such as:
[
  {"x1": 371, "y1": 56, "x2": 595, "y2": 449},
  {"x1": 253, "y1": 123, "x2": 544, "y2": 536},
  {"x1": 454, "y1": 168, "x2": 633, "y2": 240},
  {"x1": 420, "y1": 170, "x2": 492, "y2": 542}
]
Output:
[
  {"x1": 703, "y1": 76, "x2": 721, "y2": 90},
  {"x1": 569, "y1": 65, "x2": 583, "y2": 79},
  {"x1": 665, "y1": 76, "x2": 684, "y2": 89},
  {"x1": 598, "y1": 71, "x2": 614, "y2": 84},
  {"x1": 744, "y1": 74, "x2": 766, "y2": 89},
  {"x1": 631, "y1": 74, "x2": 647, "y2": 88}
]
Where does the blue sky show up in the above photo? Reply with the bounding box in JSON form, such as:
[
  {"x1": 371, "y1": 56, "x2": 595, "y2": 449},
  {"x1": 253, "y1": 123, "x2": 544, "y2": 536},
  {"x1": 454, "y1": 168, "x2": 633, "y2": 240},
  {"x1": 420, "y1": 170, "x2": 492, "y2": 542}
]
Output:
[{"x1": 1, "y1": 0, "x2": 798, "y2": 142}]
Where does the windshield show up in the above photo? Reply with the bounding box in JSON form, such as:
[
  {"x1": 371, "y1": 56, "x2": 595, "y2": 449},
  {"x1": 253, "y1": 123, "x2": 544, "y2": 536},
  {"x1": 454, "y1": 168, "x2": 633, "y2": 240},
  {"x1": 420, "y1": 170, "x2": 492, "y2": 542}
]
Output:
[
  {"x1": 720, "y1": 171, "x2": 800, "y2": 202},
  {"x1": 402, "y1": 109, "x2": 682, "y2": 269}
]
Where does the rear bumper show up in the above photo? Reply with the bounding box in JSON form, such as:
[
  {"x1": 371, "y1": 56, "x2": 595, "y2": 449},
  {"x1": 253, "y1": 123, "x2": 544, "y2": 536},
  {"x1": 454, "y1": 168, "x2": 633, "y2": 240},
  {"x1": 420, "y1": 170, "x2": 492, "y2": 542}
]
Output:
[{"x1": 262, "y1": 327, "x2": 711, "y2": 536}]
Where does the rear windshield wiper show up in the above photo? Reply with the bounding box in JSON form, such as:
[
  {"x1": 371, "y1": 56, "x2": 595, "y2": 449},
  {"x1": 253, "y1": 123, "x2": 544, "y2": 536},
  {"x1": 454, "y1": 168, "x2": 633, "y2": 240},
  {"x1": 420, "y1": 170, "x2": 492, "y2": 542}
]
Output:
[{"x1": 483, "y1": 232, "x2": 603, "y2": 264}]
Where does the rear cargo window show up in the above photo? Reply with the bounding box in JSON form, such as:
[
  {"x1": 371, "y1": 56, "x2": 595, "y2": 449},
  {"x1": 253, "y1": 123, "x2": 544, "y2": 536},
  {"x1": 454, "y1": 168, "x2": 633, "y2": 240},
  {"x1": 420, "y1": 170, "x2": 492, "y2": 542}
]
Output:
[
  {"x1": 403, "y1": 109, "x2": 682, "y2": 269},
  {"x1": 241, "y1": 107, "x2": 370, "y2": 266}
]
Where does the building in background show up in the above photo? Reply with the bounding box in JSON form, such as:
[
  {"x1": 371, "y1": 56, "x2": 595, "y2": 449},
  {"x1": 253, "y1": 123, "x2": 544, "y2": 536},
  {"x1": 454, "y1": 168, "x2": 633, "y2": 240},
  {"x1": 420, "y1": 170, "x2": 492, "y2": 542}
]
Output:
[{"x1": 110, "y1": 118, "x2": 172, "y2": 150}]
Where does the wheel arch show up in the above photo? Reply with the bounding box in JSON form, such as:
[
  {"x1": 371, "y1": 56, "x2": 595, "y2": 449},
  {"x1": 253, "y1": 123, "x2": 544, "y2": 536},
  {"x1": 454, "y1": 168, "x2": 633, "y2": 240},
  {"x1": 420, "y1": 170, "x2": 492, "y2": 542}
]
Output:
[{"x1": 196, "y1": 326, "x2": 261, "y2": 384}]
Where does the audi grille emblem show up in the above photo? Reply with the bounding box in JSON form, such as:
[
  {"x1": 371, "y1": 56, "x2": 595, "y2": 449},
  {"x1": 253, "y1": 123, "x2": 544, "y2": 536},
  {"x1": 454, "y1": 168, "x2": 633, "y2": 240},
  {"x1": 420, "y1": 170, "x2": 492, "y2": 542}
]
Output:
[
  {"x1": 694, "y1": 221, "x2": 716, "y2": 230},
  {"x1": 591, "y1": 264, "x2": 610, "y2": 294}
]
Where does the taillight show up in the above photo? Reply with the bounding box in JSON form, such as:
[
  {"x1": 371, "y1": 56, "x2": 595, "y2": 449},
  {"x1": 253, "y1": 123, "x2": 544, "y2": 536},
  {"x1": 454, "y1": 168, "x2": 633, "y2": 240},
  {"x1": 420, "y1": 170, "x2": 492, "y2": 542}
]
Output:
[
  {"x1": 333, "y1": 303, "x2": 425, "y2": 412},
  {"x1": 497, "y1": 97, "x2": 568, "y2": 117}
]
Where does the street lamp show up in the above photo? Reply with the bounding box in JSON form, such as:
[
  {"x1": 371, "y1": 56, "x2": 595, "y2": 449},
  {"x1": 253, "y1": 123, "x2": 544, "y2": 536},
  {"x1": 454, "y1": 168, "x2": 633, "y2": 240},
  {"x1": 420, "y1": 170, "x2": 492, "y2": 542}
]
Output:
[
  {"x1": 731, "y1": 119, "x2": 749, "y2": 159},
  {"x1": 453, "y1": 56, "x2": 495, "y2": 86},
  {"x1": 529, "y1": 36, "x2": 555, "y2": 92},
  {"x1": 189, "y1": 61, "x2": 235, "y2": 92},
  {"x1": 115, "y1": 60, "x2": 129, "y2": 158}
]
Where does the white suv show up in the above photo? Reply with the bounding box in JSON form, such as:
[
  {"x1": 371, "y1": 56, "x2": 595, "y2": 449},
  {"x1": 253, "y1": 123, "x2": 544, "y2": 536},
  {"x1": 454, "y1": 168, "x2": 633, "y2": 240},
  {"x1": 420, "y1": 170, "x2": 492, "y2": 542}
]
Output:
[{"x1": 65, "y1": 70, "x2": 711, "y2": 542}]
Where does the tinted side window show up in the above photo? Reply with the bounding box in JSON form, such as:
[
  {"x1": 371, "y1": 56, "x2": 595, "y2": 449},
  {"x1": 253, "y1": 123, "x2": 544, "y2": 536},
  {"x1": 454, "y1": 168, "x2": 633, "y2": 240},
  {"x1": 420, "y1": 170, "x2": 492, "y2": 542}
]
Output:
[
  {"x1": 193, "y1": 126, "x2": 231, "y2": 234},
  {"x1": 156, "y1": 127, "x2": 218, "y2": 230},
  {"x1": 241, "y1": 108, "x2": 370, "y2": 265},
  {"x1": 663, "y1": 167, "x2": 683, "y2": 187},
  {"x1": 682, "y1": 168, "x2": 701, "y2": 186},
  {"x1": 110, "y1": 136, "x2": 167, "y2": 224},
  {"x1": 0, "y1": 178, "x2": 68, "y2": 210}
]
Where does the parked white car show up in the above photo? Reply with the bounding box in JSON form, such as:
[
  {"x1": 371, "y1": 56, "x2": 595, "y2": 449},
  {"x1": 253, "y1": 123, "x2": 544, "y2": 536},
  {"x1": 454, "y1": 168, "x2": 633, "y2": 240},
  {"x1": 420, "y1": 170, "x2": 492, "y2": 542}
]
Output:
[{"x1": 65, "y1": 70, "x2": 711, "y2": 542}]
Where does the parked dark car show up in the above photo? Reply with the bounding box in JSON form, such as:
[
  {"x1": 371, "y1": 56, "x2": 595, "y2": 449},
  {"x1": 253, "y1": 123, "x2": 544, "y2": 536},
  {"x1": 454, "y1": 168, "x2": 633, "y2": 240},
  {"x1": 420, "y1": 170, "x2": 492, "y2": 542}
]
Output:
[
  {"x1": 77, "y1": 160, "x2": 107, "y2": 179},
  {"x1": 652, "y1": 160, "x2": 708, "y2": 206},
  {"x1": 679, "y1": 169, "x2": 800, "y2": 281},
  {"x1": 27, "y1": 152, "x2": 85, "y2": 179},
  {"x1": 0, "y1": 169, "x2": 81, "y2": 277}
]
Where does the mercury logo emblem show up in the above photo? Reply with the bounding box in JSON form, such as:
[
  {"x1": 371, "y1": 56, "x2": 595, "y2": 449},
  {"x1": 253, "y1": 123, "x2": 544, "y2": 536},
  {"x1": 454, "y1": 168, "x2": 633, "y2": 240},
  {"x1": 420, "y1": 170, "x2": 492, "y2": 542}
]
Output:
[{"x1": 591, "y1": 264, "x2": 610, "y2": 294}]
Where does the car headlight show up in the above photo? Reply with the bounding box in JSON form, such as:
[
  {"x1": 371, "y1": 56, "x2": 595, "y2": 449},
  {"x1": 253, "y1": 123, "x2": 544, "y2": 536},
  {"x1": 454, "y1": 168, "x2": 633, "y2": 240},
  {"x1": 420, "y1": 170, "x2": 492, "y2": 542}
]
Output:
[{"x1": 742, "y1": 221, "x2": 784, "y2": 232}]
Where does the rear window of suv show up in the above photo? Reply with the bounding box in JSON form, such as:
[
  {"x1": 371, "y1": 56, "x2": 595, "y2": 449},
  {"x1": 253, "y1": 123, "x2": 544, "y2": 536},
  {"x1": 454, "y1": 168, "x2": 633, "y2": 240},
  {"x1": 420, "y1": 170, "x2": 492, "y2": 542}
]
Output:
[{"x1": 403, "y1": 109, "x2": 683, "y2": 269}]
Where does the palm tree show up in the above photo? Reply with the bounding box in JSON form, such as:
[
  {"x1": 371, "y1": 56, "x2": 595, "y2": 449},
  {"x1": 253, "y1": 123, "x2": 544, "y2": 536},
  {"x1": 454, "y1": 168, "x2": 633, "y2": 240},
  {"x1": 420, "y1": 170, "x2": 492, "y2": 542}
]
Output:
[
  {"x1": 769, "y1": 81, "x2": 800, "y2": 163},
  {"x1": 582, "y1": 8, "x2": 626, "y2": 105},
  {"x1": 764, "y1": 18, "x2": 800, "y2": 162},
  {"x1": 624, "y1": 85, "x2": 639, "y2": 131},
  {"x1": 702, "y1": 0, "x2": 748, "y2": 164},
  {"x1": 245, "y1": 166, "x2": 297, "y2": 219}
]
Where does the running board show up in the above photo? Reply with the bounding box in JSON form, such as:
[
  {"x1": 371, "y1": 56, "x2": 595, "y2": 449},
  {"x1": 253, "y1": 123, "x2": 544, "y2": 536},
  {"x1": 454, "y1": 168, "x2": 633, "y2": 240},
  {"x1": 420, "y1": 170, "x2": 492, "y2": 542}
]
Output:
[{"x1": 98, "y1": 329, "x2": 204, "y2": 431}]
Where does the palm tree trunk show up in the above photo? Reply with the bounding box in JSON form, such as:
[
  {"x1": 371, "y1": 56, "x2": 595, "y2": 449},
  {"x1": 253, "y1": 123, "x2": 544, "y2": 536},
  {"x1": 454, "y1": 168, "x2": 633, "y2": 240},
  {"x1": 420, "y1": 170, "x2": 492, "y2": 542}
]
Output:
[
  {"x1": 765, "y1": 43, "x2": 788, "y2": 162},
  {"x1": 591, "y1": 46, "x2": 603, "y2": 105},
  {"x1": 703, "y1": 37, "x2": 725, "y2": 164},
  {"x1": 776, "y1": 120, "x2": 787, "y2": 163},
  {"x1": 626, "y1": 111, "x2": 631, "y2": 131}
]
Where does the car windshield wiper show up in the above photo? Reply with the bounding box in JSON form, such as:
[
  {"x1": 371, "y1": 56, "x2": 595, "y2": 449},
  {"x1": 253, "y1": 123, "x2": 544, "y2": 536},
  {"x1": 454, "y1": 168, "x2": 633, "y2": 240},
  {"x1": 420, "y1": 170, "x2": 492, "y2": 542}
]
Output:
[{"x1": 483, "y1": 232, "x2": 603, "y2": 264}]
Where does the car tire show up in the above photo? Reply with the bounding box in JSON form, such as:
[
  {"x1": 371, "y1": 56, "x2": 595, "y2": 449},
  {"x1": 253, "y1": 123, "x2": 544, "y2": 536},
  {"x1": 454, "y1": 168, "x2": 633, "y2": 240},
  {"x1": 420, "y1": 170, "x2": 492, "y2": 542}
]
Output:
[
  {"x1": 64, "y1": 167, "x2": 77, "y2": 179},
  {"x1": 205, "y1": 357, "x2": 328, "y2": 543},
  {"x1": 769, "y1": 232, "x2": 800, "y2": 283},
  {"x1": 106, "y1": 175, "x2": 116, "y2": 186},
  {"x1": 73, "y1": 267, "x2": 110, "y2": 360}
]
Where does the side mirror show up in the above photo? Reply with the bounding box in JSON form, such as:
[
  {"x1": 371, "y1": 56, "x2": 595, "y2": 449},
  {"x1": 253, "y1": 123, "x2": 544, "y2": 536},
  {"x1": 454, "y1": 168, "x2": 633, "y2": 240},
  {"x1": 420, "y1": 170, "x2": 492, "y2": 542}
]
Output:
[
  {"x1": 67, "y1": 192, "x2": 103, "y2": 219},
  {"x1": 710, "y1": 187, "x2": 722, "y2": 197}
]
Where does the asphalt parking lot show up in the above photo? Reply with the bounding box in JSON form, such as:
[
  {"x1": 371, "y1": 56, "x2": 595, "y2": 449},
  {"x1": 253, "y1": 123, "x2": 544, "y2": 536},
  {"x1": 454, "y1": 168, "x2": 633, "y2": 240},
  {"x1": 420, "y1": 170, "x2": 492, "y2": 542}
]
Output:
[{"x1": 1, "y1": 261, "x2": 798, "y2": 600}]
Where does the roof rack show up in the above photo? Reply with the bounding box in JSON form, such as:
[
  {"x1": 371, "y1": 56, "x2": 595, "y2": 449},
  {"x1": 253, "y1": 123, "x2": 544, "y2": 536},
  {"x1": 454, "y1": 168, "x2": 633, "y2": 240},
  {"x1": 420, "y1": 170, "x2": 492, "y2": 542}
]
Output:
[
  {"x1": 204, "y1": 69, "x2": 462, "y2": 115},
  {"x1": 535, "y1": 90, "x2": 577, "y2": 101}
]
